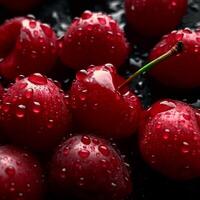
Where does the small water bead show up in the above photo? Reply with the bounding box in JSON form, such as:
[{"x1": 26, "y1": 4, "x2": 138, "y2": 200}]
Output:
[
  {"x1": 98, "y1": 145, "x2": 110, "y2": 156},
  {"x1": 81, "y1": 136, "x2": 91, "y2": 145},
  {"x1": 29, "y1": 20, "x2": 37, "y2": 29},
  {"x1": 183, "y1": 28, "x2": 193, "y2": 34},
  {"x1": 16, "y1": 75, "x2": 25, "y2": 82},
  {"x1": 5, "y1": 166, "x2": 15, "y2": 176},
  {"x1": 28, "y1": 73, "x2": 47, "y2": 85},
  {"x1": 98, "y1": 17, "x2": 107, "y2": 25},
  {"x1": 16, "y1": 105, "x2": 26, "y2": 118},
  {"x1": 25, "y1": 88, "x2": 33, "y2": 99},
  {"x1": 76, "y1": 70, "x2": 88, "y2": 81},
  {"x1": 63, "y1": 147, "x2": 69, "y2": 156},
  {"x1": 47, "y1": 119, "x2": 54, "y2": 129},
  {"x1": 2, "y1": 102, "x2": 11, "y2": 113},
  {"x1": 92, "y1": 138, "x2": 100, "y2": 145},
  {"x1": 111, "y1": 182, "x2": 117, "y2": 187},
  {"x1": 181, "y1": 142, "x2": 190, "y2": 154},
  {"x1": 81, "y1": 11, "x2": 92, "y2": 19},
  {"x1": 78, "y1": 149, "x2": 90, "y2": 158},
  {"x1": 32, "y1": 101, "x2": 41, "y2": 114}
]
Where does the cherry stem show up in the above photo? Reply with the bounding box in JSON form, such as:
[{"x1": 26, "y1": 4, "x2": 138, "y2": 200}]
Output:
[{"x1": 118, "y1": 41, "x2": 183, "y2": 90}]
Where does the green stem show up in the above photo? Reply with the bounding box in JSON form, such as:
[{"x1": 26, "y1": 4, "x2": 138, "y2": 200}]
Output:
[{"x1": 118, "y1": 41, "x2": 183, "y2": 90}]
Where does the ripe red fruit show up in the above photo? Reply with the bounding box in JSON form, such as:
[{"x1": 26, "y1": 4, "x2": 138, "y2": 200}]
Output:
[
  {"x1": 0, "y1": 73, "x2": 71, "y2": 152},
  {"x1": 70, "y1": 64, "x2": 141, "y2": 139},
  {"x1": 125, "y1": 0, "x2": 187, "y2": 38},
  {"x1": 0, "y1": 0, "x2": 42, "y2": 13},
  {"x1": 148, "y1": 28, "x2": 200, "y2": 88},
  {"x1": 0, "y1": 145, "x2": 44, "y2": 200},
  {"x1": 49, "y1": 135, "x2": 132, "y2": 200},
  {"x1": 60, "y1": 11, "x2": 129, "y2": 70},
  {"x1": 139, "y1": 99, "x2": 200, "y2": 180},
  {"x1": 0, "y1": 17, "x2": 58, "y2": 80}
]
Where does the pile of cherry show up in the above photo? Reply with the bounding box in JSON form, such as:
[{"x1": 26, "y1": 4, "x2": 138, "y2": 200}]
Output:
[{"x1": 0, "y1": 0, "x2": 200, "y2": 199}]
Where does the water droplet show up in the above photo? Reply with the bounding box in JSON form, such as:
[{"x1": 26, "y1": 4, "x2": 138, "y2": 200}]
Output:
[
  {"x1": 98, "y1": 145, "x2": 110, "y2": 156},
  {"x1": 29, "y1": 20, "x2": 37, "y2": 28},
  {"x1": 111, "y1": 182, "x2": 117, "y2": 187},
  {"x1": 28, "y1": 73, "x2": 47, "y2": 85},
  {"x1": 92, "y1": 138, "x2": 100, "y2": 145},
  {"x1": 16, "y1": 104, "x2": 26, "y2": 118},
  {"x1": 81, "y1": 10, "x2": 92, "y2": 19},
  {"x1": 81, "y1": 136, "x2": 91, "y2": 145},
  {"x1": 63, "y1": 147, "x2": 69, "y2": 156},
  {"x1": 47, "y1": 119, "x2": 54, "y2": 128},
  {"x1": 98, "y1": 17, "x2": 106, "y2": 25},
  {"x1": 2, "y1": 102, "x2": 11, "y2": 113},
  {"x1": 25, "y1": 88, "x2": 33, "y2": 99},
  {"x1": 78, "y1": 149, "x2": 90, "y2": 158},
  {"x1": 15, "y1": 75, "x2": 25, "y2": 82},
  {"x1": 183, "y1": 28, "x2": 192, "y2": 34},
  {"x1": 32, "y1": 101, "x2": 41, "y2": 114},
  {"x1": 181, "y1": 142, "x2": 190, "y2": 154},
  {"x1": 5, "y1": 166, "x2": 15, "y2": 176},
  {"x1": 76, "y1": 70, "x2": 88, "y2": 81}
]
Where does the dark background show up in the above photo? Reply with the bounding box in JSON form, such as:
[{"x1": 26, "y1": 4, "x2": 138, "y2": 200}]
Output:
[{"x1": 0, "y1": 0, "x2": 200, "y2": 199}]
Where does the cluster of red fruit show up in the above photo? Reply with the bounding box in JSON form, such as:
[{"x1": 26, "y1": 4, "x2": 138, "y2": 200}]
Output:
[{"x1": 0, "y1": 0, "x2": 199, "y2": 199}]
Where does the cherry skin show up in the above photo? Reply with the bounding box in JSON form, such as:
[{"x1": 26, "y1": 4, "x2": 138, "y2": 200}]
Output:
[
  {"x1": 0, "y1": 17, "x2": 58, "y2": 81},
  {"x1": 0, "y1": 145, "x2": 44, "y2": 200},
  {"x1": 70, "y1": 64, "x2": 142, "y2": 139},
  {"x1": 60, "y1": 11, "x2": 129, "y2": 70},
  {"x1": 0, "y1": 0, "x2": 42, "y2": 13},
  {"x1": 149, "y1": 28, "x2": 200, "y2": 89},
  {"x1": 49, "y1": 134, "x2": 132, "y2": 200},
  {"x1": 125, "y1": 0, "x2": 187, "y2": 38},
  {"x1": 139, "y1": 99, "x2": 200, "y2": 180},
  {"x1": 0, "y1": 73, "x2": 71, "y2": 152}
]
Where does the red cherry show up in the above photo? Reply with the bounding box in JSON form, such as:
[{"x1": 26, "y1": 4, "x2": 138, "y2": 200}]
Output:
[
  {"x1": 139, "y1": 99, "x2": 200, "y2": 180},
  {"x1": 0, "y1": 145, "x2": 44, "y2": 200},
  {"x1": 60, "y1": 11, "x2": 129, "y2": 70},
  {"x1": 49, "y1": 135, "x2": 132, "y2": 200},
  {"x1": 0, "y1": 73, "x2": 71, "y2": 152},
  {"x1": 0, "y1": 0, "x2": 42, "y2": 13},
  {"x1": 149, "y1": 28, "x2": 200, "y2": 89},
  {"x1": 0, "y1": 17, "x2": 58, "y2": 80},
  {"x1": 70, "y1": 64, "x2": 141, "y2": 139},
  {"x1": 125, "y1": 0, "x2": 187, "y2": 38}
]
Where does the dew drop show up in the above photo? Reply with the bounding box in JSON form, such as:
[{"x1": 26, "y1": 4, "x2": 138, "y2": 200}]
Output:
[
  {"x1": 81, "y1": 136, "x2": 91, "y2": 145},
  {"x1": 32, "y1": 101, "x2": 41, "y2": 114},
  {"x1": 28, "y1": 73, "x2": 47, "y2": 85},
  {"x1": 5, "y1": 166, "x2": 15, "y2": 176},
  {"x1": 78, "y1": 149, "x2": 90, "y2": 158},
  {"x1": 47, "y1": 119, "x2": 54, "y2": 129},
  {"x1": 2, "y1": 102, "x2": 11, "y2": 113},
  {"x1": 76, "y1": 70, "x2": 88, "y2": 81},
  {"x1": 181, "y1": 142, "x2": 190, "y2": 154},
  {"x1": 98, "y1": 145, "x2": 110, "y2": 156},
  {"x1": 81, "y1": 10, "x2": 92, "y2": 19},
  {"x1": 25, "y1": 88, "x2": 33, "y2": 99},
  {"x1": 29, "y1": 20, "x2": 37, "y2": 28},
  {"x1": 98, "y1": 17, "x2": 106, "y2": 25},
  {"x1": 16, "y1": 104, "x2": 26, "y2": 118}
]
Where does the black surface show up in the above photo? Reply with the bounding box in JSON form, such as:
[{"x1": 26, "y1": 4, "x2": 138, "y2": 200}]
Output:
[{"x1": 0, "y1": 0, "x2": 200, "y2": 200}]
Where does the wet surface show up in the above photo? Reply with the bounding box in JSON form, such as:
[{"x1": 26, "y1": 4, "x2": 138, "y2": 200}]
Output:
[{"x1": 0, "y1": 0, "x2": 200, "y2": 199}]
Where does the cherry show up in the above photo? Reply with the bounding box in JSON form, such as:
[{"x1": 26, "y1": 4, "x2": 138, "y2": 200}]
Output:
[
  {"x1": 0, "y1": 145, "x2": 44, "y2": 200},
  {"x1": 49, "y1": 134, "x2": 132, "y2": 200},
  {"x1": 70, "y1": 42, "x2": 182, "y2": 139},
  {"x1": 125, "y1": 0, "x2": 187, "y2": 38},
  {"x1": 0, "y1": 17, "x2": 58, "y2": 80},
  {"x1": 70, "y1": 64, "x2": 141, "y2": 139},
  {"x1": 0, "y1": 73, "x2": 71, "y2": 152},
  {"x1": 60, "y1": 11, "x2": 129, "y2": 70},
  {"x1": 0, "y1": 0, "x2": 43, "y2": 13},
  {"x1": 139, "y1": 99, "x2": 200, "y2": 180},
  {"x1": 149, "y1": 28, "x2": 200, "y2": 88}
]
